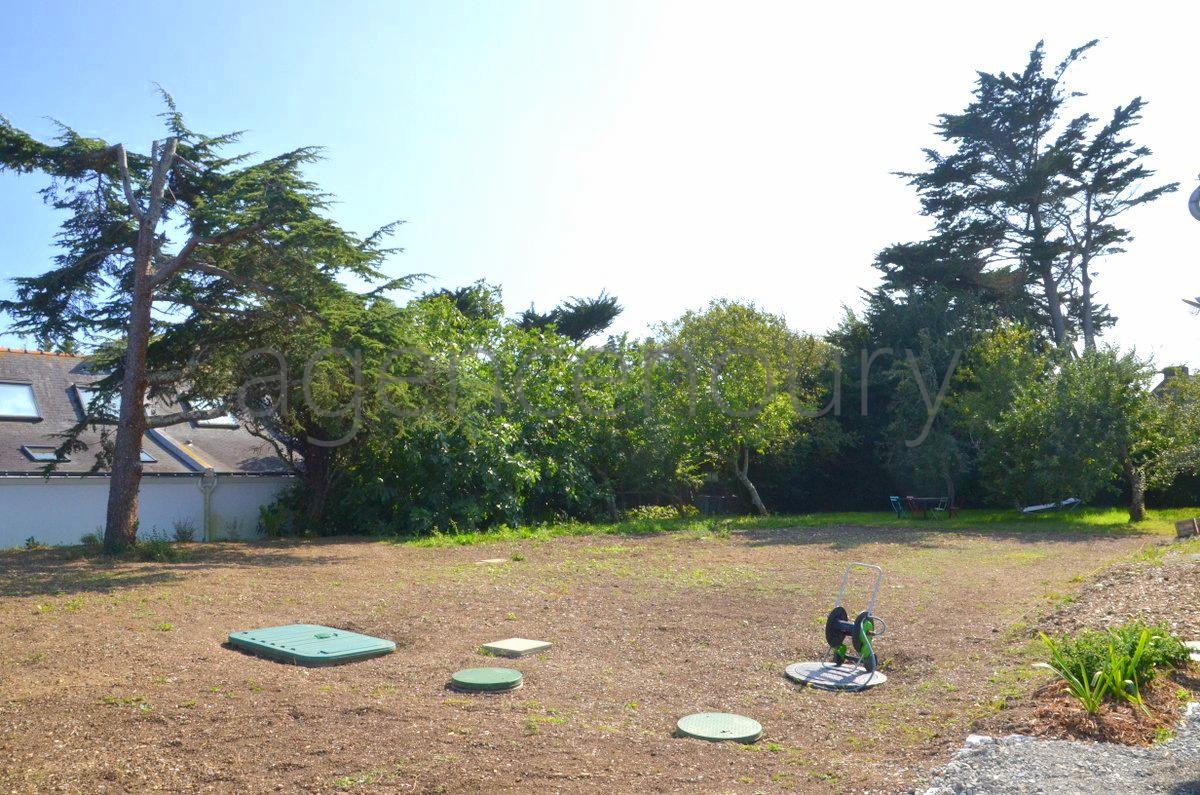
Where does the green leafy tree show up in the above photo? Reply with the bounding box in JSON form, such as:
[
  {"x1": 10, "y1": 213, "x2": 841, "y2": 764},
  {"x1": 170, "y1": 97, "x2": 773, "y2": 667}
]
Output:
[
  {"x1": 649, "y1": 300, "x2": 835, "y2": 515},
  {"x1": 518, "y1": 291, "x2": 623, "y2": 343},
  {"x1": 1060, "y1": 98, "x2": 1176, "y2": 349},
  {"x1": 982, "y1": 348, "x2": 1194, "y2": 520},
  {"x1": 896, "y1": 41, "x2": 1173, "y2": 349},
  {"x1": 0, "y1": 98, "x2": 396, "y2": 549}
]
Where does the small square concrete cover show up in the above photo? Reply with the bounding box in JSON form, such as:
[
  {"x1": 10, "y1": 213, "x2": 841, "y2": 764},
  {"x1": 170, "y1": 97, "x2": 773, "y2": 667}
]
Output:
[{"x1": 482, "y1": 637, "x2": 552, "y2": 658}]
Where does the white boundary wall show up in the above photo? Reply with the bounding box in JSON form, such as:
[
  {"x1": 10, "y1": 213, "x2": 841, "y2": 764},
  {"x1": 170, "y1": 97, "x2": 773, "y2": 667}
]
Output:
[{"x1": 0, "y1": 475, "x2": 292, "y2": 547}]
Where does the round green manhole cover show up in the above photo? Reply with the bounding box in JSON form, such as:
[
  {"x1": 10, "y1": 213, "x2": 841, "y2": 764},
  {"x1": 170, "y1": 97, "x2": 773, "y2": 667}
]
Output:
[
  {"x1": 675, "y1": 712, "x2": 762, "y2": 743},
  {"x1": 450, "y1": 667, "x2": 523, "y2": 693}
]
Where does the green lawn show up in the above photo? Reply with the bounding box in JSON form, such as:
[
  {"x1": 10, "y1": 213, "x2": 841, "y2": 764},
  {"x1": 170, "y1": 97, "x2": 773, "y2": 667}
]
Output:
[{"x1": 396, "y1": 506, "x2": 1197, "y2": 548}]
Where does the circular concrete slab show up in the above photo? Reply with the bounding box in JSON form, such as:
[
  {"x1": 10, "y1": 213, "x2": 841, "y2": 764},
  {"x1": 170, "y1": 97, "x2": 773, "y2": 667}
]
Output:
[
  {"x1": 450, "y1": 667, "x2": 523, "y2": 693},
  {"x1": 785, "y1": 661, "x2": 887, "y2": 691},
  {"x1": 675, "y1": 712, "x2": 762, "y2": 743}
]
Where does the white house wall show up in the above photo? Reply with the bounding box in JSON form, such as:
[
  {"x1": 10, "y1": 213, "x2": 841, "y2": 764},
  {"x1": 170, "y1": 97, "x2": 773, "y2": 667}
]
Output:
[{"x1": 0, "y1": 476, "x2": 292, "y2": 547}]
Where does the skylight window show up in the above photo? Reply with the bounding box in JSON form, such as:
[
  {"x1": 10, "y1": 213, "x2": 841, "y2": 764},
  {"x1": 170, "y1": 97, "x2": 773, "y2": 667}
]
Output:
[
  {"x1": 190, "y1": 399, "x2": 238, "y2": 428},
  {"x1": 0, "y1": 383, "x2": 39, "y2": 419},
  {"x1": 139, "y1": 450, "x2": 157, "y2": 463},
  {"x1": 74, "y1": 385, "x2": 120, "y2": 421},
  {"x1": 22, "y1": 445, "x2": 66, "y2": 462}
]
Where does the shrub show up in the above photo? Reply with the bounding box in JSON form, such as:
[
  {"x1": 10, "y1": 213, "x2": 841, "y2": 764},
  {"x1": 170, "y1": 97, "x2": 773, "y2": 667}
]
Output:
[
  {"x1": 132, "y1": 533, "x2": 184, "y2": 563},
  {"x1": 79, "y1": 532, "x2": 102, "y2": 553},
  {"x1": 171, "y1": 520, "x2": 197, "y2": 544},
  {"x1": 621, "y1": 505, "x2": 684, "y2": 521},
  {"x1": 1046, "y1": 621, "x2": 1189, "y2": 684},
  {"x1": 1040, "y1": 620, "x2": 1190, "y2": 713},
  {"x1": 23, "y1": 536, "x2": 45, "y2": 550}
]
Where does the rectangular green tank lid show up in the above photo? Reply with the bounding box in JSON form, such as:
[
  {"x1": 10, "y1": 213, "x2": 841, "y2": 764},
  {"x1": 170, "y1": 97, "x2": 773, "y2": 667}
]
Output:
[{"x1": 228, "y1": 624, "x2": 395, "y2": 666}]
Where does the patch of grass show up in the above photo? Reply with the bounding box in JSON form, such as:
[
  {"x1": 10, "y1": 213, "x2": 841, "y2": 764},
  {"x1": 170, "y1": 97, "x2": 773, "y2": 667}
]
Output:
[
  {"x1": 101, "y1": 694, "x2": 150, "y2": 713},
  {"x1": 330, "y1": 764, "x2": 403, "y2": 790},
  {"x1": 153, "y1": 621, "x2": 174, "y2": 632},
  {"x1": 131, "y1": 534, "x2": 187, "y2": 563},
  {"x1": 387, "y1": 506, "x2": 1186, "y2": 549}
]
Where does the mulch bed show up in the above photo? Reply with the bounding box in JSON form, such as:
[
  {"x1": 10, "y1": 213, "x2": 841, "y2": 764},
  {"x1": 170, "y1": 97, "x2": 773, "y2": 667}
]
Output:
[
  {"x1": 1011, "y1": 671, "x2": 1198, "y2": 746},
  {"x1": 993, "y1": 538, "x2": 1200, "y2": 747}
]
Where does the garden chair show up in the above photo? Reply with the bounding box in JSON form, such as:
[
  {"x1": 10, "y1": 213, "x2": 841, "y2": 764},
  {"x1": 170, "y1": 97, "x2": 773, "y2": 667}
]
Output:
[{"x1": 889, "y1": 496, "x2": 908, "y2": 518}]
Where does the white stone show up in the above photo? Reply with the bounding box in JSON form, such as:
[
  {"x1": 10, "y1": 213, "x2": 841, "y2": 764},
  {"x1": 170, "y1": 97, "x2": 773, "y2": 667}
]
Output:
[
  {"x1": 964, "y1": 734, "x2": 994, "y2": 746},
  {"x1": 481, "y1": 637, "x2": 552, "y2": 658},
  {"x1": 475, "y1": 558, "x2": 507, "y2": 565}
]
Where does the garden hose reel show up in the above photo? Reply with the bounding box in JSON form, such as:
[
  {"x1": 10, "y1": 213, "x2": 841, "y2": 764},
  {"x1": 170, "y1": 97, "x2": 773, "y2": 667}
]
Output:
[{"x1": 824, "y1": 562, "x2": 887, "y2": 672}]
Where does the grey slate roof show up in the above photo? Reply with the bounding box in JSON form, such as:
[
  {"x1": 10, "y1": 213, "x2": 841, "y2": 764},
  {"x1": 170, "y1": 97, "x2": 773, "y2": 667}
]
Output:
[{"x1": 0, "y1": 349, "x2": 289, "y2": 476}]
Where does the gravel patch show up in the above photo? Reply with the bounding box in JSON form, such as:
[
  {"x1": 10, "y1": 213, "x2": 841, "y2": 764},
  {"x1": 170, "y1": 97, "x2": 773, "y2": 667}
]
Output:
[
  {"x1": 921, "y1": 703, "x2": 1200, "y2": 794},
  {"x1": 1042, "y1": 540, "x2": 1200, "y2": 639}
]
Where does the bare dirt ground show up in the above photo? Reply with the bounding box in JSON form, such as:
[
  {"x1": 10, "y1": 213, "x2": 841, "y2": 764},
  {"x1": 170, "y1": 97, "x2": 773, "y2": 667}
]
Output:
[{"x1": 0, "y1": 525, "x2": 1163, "y2": 793}]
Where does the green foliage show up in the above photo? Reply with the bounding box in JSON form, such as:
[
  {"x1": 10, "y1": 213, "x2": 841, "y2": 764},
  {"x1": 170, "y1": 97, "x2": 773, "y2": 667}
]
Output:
[
  {"x1": 131, "y1": 533, "x2": 185, "y2": 563},
  {"x1": 1040, "y1": 621, "x2": 1189, "y2": 712},
  {"x1": 620, "y1": 505, "x2": 698, "y2": 521},
  {"x1": 649, "y1": 300, "x2": 839, "y2": 513},
  {"x1": 980, "y1": 348, "x2": 1197, "y2": 514},
  {"x1": 1040, "y1": 633, "x2": 1107, "y2": 713},
  {"x1": 170, "y1": 521, "x2": 197, "y2": 544},
  {"x1": 518, "y1": 291, "x2": 623, "y2": 342}
]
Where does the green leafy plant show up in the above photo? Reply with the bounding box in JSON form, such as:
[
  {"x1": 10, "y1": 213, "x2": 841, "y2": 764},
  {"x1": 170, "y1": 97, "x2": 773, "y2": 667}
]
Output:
[
  {"x1": 1098, "y1": 628, "x2": 1150, "y2": 713},
  {"x1": 1040, "y1": 632, "x2": 1107, "y2": 713},
  {"x1": 1040, "y1": 621, "x2": 1190, "y2": 714},
  {"x1": 621, "y1": 505, "x2": 682, "y2": 521},
  {"x1": 171, "y1": 520, "x2": 197, "y2": 544},
  {"x1": 132, "y1": 533, "x2": 184, "y2": 563},
  {"x1": 1048, "y1": 621, "x2": 1189, "y2": 685}
]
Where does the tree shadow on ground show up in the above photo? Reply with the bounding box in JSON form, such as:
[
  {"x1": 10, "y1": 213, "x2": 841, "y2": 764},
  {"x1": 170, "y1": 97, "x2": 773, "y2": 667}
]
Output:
[
  {"x1": 737, "y1": 523, "x2": 1152, "y2": 551},
  {"x1": 0, "y1": 540, "x2": 347, "y2": 599}
]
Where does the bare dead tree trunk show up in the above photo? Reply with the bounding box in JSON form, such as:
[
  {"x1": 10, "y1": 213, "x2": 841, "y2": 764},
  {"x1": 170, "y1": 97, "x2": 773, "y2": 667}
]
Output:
[{"x1": 731, "y1": 446, "x2": 768, "y2": 516}]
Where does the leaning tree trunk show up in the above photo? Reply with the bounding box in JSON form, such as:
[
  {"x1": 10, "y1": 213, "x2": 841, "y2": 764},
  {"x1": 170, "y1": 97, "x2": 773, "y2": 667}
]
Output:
[
  {"x1": 1123, "y1": 455, "x2": 1146, "y2": 522},
  {"x1": 1080, "y1": 254, "x2": 1096, "y2": 351},
  {"x1": 731, "y1": 446, "x2": 768, "y2": 516},
  {"x1": 1041, "y1": 269, "x2": 1068, "y2": 348}
]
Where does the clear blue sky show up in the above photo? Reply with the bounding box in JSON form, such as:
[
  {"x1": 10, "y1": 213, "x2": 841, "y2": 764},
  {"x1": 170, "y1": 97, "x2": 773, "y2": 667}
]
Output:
[{"x1": 2, "y1": 1, "x2": 1198, "y2": 367}]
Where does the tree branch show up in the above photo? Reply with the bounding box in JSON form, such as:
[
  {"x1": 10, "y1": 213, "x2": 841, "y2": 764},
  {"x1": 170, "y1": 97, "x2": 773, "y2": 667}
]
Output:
[
  {"x1": 109, "y1": 144, "x2": 141, "y2": 221},
  {"x1": 145, "y1": 404, "x2": 231, "y2": 429},
  {"x1": 173, "y1": 153, "x2": 203, "y2": 173},
  {"x1": 147, "y1": 224, "x2": 263, "y2": 288}
]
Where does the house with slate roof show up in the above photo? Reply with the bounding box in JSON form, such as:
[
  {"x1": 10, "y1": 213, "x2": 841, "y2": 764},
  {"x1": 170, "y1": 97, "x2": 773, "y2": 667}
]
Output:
[{"x1": 0, "y1": 348, "x2": 292, "y2": 546}]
